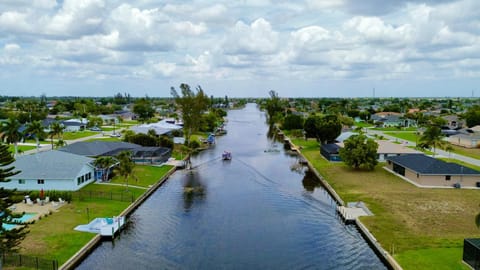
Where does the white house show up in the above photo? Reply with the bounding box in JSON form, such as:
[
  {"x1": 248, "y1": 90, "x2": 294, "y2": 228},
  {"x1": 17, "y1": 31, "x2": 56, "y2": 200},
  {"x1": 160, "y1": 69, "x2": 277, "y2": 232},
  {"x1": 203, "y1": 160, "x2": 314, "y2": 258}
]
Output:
[
  {"x1": 4, "y1": 151, "x2": 95, "y2": 191},
  {"x1": 62, "y1": 118, "x2": 88, "y2": 132}
]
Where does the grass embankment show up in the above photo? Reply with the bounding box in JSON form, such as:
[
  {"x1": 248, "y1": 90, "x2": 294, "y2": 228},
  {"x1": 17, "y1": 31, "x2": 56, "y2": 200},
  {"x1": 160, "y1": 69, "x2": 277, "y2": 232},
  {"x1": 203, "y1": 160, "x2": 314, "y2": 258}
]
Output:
[
  {"x1": 291, "y1": 138, "x2": 477, "y2": 270},
  {"x1": 19, "y1": 165, "x2": 174, "y2": 266}
]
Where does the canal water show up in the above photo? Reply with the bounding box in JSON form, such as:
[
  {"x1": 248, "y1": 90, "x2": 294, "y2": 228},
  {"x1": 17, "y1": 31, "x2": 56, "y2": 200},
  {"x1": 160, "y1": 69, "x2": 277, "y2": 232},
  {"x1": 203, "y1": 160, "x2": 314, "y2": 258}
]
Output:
[{"x1": 77, "y1": 103, "x2": 386, "y2": 269}]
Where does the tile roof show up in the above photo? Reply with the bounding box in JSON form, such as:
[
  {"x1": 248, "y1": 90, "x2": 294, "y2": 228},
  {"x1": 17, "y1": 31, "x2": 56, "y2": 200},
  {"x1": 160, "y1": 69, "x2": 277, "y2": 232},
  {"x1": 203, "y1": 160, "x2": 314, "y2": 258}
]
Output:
[
  {"x1": 387, "y1": 154, "x2": 480, "y2": 175},
  {"x1": 9, "y1": 151, "x2": 94, "y2": 180}
]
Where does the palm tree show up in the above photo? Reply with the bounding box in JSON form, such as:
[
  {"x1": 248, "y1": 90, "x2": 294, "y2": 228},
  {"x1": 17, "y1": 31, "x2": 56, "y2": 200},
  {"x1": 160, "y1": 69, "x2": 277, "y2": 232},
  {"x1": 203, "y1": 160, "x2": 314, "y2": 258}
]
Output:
[
  {"x1": 48, "y1": 122, "x2": 65, "y2": 150},
  {"x1": 418, "y1": 126, "x2": 446, "y2": 157},
  {"x1": 25, "y1": 120, "x2": 45, "y2": 152},
  {"x1": 93, "y1": 156, "x2": 117, "y2": 181},
  {"x1": 0, "y1": 118, "x2": 23, "y2": 157},
  {"x1": 115, "y1": 151, "x2": 136, "y2": 190}
]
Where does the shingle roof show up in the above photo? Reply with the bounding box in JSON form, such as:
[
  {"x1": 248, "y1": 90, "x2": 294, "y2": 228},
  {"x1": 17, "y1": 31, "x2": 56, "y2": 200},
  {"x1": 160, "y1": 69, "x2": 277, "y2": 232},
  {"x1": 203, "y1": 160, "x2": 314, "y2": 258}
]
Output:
[
  {"x1": 9, "y1": 151, "x2": 94, "y2": 180},
  {"x1": 58, "y1": 141, "x2": 140, "y2": 157},
  {"x1": 387, "y1": 154, "x2": 480, "y2": 175}
]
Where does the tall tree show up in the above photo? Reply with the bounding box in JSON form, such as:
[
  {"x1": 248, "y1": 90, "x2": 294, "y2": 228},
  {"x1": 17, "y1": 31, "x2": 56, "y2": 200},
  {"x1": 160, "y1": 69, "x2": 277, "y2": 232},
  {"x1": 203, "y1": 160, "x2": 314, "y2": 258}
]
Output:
[
  {"x1": 265, "y1": 90, "x2": 284, "y2": 125},
  {"x1": 317, "y1": 115, "x2": 342, "y2": 144},
  {"x1": 302, "y1": 115, "x2": 342, "y2": 144},
  {"x1": 0, "y1": 143, "x2": 29, "y2": 263},
  {"x1": 0, "y1": 118, "x2": 23, "y2": 157},
  {"x1": 171, "y1": 84, "x2": 209, "y2": 146},
  {"x1": 463, "y1": 105, "x2": 480, "y2": 127},
  {"x1": 339, "y1": 134, "x2": 378, "y2": 170},
  {"x1": 25, "y1": 120, "x2": 45, "y2": 153},
  {"x1": 48, "y1": 122, "x2": 65, "y2": 150},
  {"x1": 133, "y1": 98, "x2": 155, "y2": 123}
]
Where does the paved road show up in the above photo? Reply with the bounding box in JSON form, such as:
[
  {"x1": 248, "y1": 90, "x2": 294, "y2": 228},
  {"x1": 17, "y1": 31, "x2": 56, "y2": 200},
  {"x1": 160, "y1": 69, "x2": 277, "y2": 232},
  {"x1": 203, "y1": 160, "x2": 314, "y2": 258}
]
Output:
[{"x1": 365, "y1": 129, "x2": 480, "y2": 167}]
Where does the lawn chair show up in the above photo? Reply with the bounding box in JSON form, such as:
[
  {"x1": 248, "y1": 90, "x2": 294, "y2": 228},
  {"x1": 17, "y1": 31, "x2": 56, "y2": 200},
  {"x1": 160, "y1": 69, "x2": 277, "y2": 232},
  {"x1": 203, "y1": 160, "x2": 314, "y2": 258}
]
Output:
[
  {"x1": 45, "y1": 196, "x2": 50, "y2": 203},
  {"x1": 26, "y1": 198, "x2": 34, "y2": 206},
  {"x1": 59, "y1": 198, "x2": 65, "y2": 204}
]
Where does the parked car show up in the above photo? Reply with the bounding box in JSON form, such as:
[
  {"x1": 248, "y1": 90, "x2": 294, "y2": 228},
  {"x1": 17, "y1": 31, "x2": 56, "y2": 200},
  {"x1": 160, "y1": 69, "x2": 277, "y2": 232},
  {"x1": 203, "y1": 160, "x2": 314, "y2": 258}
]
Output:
[{"x1": 90, "y1": 126, "x2": 102, "y2": 131}]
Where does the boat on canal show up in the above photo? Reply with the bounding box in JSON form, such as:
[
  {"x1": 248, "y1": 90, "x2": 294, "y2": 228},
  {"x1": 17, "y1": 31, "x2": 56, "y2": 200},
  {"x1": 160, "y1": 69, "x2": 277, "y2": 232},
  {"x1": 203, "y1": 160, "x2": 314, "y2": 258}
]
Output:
[{"x1": 222, "y1": 151, "x2": 232, "y2": 160}]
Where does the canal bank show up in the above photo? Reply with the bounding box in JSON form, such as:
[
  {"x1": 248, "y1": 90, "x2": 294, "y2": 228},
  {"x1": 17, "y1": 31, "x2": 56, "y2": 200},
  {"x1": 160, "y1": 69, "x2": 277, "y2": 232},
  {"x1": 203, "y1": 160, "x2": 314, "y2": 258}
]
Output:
[
  {"x1": 280, "y1": 131, "x2": 402, "y2": 270},
  {"x1": 59, "y1": 165, "x2": 177, "y2": 270}
]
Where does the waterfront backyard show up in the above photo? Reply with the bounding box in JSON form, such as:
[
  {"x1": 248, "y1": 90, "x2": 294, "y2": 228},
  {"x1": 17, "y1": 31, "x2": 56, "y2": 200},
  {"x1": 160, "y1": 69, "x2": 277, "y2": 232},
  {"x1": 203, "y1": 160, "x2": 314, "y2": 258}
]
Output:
[
  {"x1": 16, "y1": 164, "x2": 174, "y2": 265},
  {"x1": 292, "y1": 138, "x2": 479, "y2": 270}
]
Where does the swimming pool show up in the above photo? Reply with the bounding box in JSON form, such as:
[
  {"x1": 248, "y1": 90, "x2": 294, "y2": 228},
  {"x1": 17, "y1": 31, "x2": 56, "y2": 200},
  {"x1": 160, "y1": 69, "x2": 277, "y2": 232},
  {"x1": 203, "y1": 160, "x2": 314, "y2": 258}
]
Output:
[{"x1": 2, "y1": 213, "x2": 37, "y2": 231}]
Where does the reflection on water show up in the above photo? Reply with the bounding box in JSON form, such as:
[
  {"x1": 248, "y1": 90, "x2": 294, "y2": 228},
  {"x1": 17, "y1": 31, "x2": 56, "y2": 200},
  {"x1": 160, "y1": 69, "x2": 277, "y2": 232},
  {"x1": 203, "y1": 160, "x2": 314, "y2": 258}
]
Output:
[
  {"x1": 302, "y1": 169, "x2": 322, "y2": 192},
  {"x1": 182, "y1": 170, "x2": 206, "y2": 212},
  {"x1": 77, "y1": 104, "x2": 386, "y2": 270}
]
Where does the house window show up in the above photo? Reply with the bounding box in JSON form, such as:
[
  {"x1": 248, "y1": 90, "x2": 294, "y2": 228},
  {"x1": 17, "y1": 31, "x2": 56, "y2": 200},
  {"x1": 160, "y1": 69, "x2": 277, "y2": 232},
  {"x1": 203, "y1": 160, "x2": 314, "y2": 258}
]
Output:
[
  {"x1": 417, "y1": 173, "x2": 419, "y2": 178},
  {"x1": 446, "y1": 175, "x2": 451, "y2": 181},
  {"x1": 77, "y1": 177, "x2": 81, "y2": 185},
  {"x1": 37, "y1": 179, "x2": 45, "y2": 184},
  {"x1": 387, "y1": 161, "x2": 391, "y2": 165},
  {"x1": 18, "y1": 179, "x2": 25, "y2": 184}
]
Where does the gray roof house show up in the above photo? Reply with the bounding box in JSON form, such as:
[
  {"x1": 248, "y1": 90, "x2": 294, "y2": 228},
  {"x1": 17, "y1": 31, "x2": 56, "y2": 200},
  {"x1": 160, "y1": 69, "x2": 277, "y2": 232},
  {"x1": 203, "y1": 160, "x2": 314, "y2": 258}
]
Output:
[
  {"x1": 386, "y1": 154, "x2": 480, "y2": 188},
  {"x1": 58, "y1": 141, "x2": 140, "y2": 157},
  {"x1": 59, "y1": 141, "x2": 172, "y2": 165},
  {"x1": 4, "y1": 151, "x2": 95, "y2": 191}
]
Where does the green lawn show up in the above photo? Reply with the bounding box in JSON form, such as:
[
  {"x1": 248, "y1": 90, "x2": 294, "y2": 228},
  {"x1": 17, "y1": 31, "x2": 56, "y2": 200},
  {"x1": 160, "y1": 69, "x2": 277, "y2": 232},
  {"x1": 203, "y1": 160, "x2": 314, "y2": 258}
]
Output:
[
  {"x1": 449, "y1": 145, "x2": 480, "y2": 160},
  {"x1": 84, "y1": 137, "x2": 122, "y2": 142},
  {"x1": 110, "y1": 165, "x2": 174, "y2": 188},
  {"x1": 21, "y1": 200, "x2": 130, "y2": 264},
  {"x1": 18, "y1": 164, "x2": 174, "y2": 266},
  {"x1": 291, "y1": 138, "x2": 477, "y2": 270},
  {"x1": 62, "y1": 131, "x2": 97, "y2": 140},
  {"x1": 384, "y1": 131, "x2": 420, "y2": 143},
  {"x1": 23, "y1": 139, "x2": 50, "y2": 145},
  {"x1": 372, "y1": 127, "x2": 418, "y2": 131},
  {"x1": 353, "y1": 122, "x2": 374, "y2": 128},
  {"x1": 9, "y1": 145, "x2": 36, "y2": 153}
]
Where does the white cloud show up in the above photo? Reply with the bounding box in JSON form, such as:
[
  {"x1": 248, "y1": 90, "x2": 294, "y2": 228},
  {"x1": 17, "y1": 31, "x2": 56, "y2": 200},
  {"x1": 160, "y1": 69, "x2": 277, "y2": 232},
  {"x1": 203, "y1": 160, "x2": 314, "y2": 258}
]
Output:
[
  {"x1": 0, "y1": 0, "x2": 479, "y2": 97},
  {"x1": 46, "y1": 0, "x2": 106, "y2": 36},
  {"x1": 4, "y1": 43, "x2": 21, "y2": 52},
  {"x1": 223, "y1": 18, "x2": 279, "y2": 55}
]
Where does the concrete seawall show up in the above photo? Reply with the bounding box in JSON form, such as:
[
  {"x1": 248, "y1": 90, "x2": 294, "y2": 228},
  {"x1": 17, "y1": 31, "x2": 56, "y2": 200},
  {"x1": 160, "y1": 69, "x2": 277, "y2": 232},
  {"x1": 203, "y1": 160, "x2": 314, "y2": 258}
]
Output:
[
  {"x1": 59, "y1": 166, "x2": 177, "y2": 270},
  {"x1": 281, "y1": 133, "x2": 402, "y2": 270}
]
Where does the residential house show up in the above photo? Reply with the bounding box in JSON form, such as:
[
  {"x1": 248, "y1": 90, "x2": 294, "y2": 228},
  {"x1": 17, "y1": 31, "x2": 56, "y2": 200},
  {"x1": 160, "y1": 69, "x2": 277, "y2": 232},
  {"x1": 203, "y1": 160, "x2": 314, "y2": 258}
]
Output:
[
  {"x1": 62, "y1": 119, "x2": 88, "y2": 132},
  {"x1": 4, "y1": 151, "x2": 95, "y2": 191},
  {"x1": 372, "y1": 112, "x2": 411, "y2": 127},
  {"x1": 131, "y1": 119, "x2": 182, "y2": 136},
  {"x1": 386, "y1": 154, "x2": 480, "y2": 188},
  {"x1": 320, "y1": 143, "x2": 341, "y2": 161},
  {"x1": 59, "y1": 141, "x2": 172, "y2": 165},
  {"x1": 334, "y1": 140, "x2": 420, "y2": 162},
  {"x1": 448, "y1": 133, "x2": 480, "y2": 148},
  {"x1": 442, "y1": 115, "x2": 464, "y2": 129}
]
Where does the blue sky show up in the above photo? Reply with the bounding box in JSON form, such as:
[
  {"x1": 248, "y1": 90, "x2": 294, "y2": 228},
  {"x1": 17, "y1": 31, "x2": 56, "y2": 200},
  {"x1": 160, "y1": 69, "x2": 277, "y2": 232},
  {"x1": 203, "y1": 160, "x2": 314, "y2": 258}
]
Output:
[{"x1": 0, "y1": 0, "x2": 479, "y2": 98}]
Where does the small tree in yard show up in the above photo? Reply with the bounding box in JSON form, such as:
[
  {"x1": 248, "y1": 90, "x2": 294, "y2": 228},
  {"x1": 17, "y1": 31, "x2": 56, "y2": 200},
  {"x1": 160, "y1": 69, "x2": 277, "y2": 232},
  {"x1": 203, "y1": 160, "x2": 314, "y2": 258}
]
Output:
[{"x1": 339, "y1": 134, "x2": 378, "y2": 170}]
